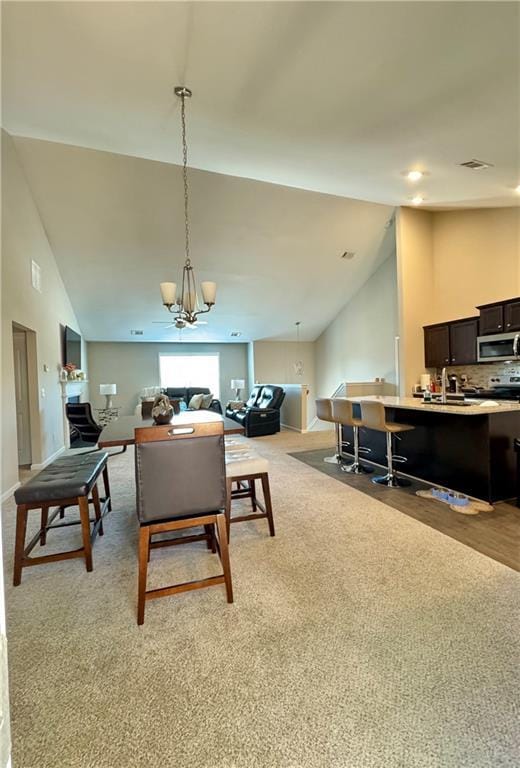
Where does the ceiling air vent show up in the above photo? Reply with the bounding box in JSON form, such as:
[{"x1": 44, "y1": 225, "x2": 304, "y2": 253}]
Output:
[
  {"x1": 230, "y1": 331, "x2": 242, "y2": 337},
  {"x1": 459, "y1": 159, "x2": 494, "y2": 170},
  {"x1": 341, "y1": 251, "x2": 356, "y2": 260},
  {"x1": 130, "y1": 330, "x2": 144, "y2": 336}
]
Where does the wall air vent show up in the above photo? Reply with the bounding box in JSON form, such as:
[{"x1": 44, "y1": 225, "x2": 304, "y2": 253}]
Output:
[
  {"x1": 459, "y1": 159, "x2": 494, "y2": 170},
  {"x1": 341, "y1": 251, "x2": 356, "y2": 260},
  {"x1": 130, "y1": 330, "x2": 144, "y2": 336}
]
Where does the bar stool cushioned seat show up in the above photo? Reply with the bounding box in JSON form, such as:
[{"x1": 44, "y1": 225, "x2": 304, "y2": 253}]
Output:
[{"x1": 360, "y1": 400, "x2": 414, "y2": 487}]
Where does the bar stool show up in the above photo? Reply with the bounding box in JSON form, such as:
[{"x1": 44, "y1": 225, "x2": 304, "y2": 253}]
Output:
[
  {"x1": 315, "y1": 398, "x2": 344, "y2": 466},
  {"x1": 360, "y1": 400, "x2": 414, "y2": 487},
  {"x1": 330, "y1": 399, "x2": 373, "y2": 474}
]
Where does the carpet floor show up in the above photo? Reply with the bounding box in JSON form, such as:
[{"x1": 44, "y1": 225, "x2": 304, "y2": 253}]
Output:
[{"x1": 2, "y1": 430, "x2": 519, "y2": 768}]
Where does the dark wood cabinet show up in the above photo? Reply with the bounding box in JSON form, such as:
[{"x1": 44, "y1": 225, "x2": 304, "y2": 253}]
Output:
[
  {"x1": 478, "y1": 303, "x2": 504, "y2": 335},
  {"x1": 424, "y1": 324, "x2": 450, "y2": 368},
  {"x1": 504, "y1": 300, "x2": 520, "y2": 331},
  {"x1": 449, "y1": 317, "x2": 478, "y2": 365}
]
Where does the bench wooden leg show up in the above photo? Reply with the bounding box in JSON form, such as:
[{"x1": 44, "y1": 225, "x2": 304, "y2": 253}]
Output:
[
  {"x1": 13, "y1": 506, "x2": 28, "y2": 586},
  {"x1": 92, "y1": 483, "x2": 103, "y2": 536},
  {"x1": 137, "y1": 526, "x2": 150, "y2": 625},
  {"x1": 204, "y1": 524, "x2": 216, "y2": 553},
  {"x1": 261, "y1": 473, "x2": 275, "y2": 537},
  {"x1": 250, "y1": 478, "x2": 257, "y2": 512},
  {"x1": 78, "y1": 496, "x2": 93, "y2": 572},
  {"x1": 40, "y1": 507, "x2": 49, "y2": 546},
  {"x1": 216, "y1": 513, "x2": 233, "y2": 604},
  {"x1": 102, "y1": 465, "x2": 112, "y2": 512}
]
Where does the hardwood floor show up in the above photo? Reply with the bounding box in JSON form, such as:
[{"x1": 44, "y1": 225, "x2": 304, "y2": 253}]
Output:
[{"x1": 290, "y1": 448, "x2": 520, "y2": 571}]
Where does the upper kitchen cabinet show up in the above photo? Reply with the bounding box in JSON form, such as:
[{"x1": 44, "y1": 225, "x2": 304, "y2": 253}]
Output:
[
  {"x1": 424, "y1": 323, "x2": 450, "y2": 368},
  {"x1": 477, "y1": 302, "x2": 504, "y2": 335},
  {"x1": 504, "y1": 299, "x2": 520, "y2": 331},
  {"x1": 449, "y1": 317, "x2": 478, "y2": 365}
]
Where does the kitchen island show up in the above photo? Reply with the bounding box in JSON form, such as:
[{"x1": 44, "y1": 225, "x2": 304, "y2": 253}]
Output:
[{"x1": 339, "y1": 396, "x2": 520, "y2": 502}]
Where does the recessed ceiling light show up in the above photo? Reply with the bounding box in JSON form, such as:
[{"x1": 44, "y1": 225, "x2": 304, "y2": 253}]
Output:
[
  {"x1": 406, "y1": 170, "x2": 423, "y2": 182},
  {"x1": 340, "y1": 251, "x2": 356, "y2": 260},
  {"x1": 411, "y1": 196, "x2": 424, "y2": 206},
  {"x1": 230, "y1": 331, "x2": 242, "y2": 337}
]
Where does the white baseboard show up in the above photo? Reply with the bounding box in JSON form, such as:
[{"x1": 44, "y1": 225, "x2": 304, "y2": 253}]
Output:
[
  {"x1": 31, "y1": 445, "x2": 65, "y2": 471},
  {"x1": 281, "y1": 423, "x2": 302, "y2": 433},
  {"x1": 1, "y1": 482, "x2": 21, "y2": 503}
]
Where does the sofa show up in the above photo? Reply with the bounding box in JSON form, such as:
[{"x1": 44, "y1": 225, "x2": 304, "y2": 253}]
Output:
[
  {"x1": 140, "y1": 387, "x2": 222, "y2": 419},
  {"x1": 225, "y1": 385, "x2": 285, "y2": 437}
]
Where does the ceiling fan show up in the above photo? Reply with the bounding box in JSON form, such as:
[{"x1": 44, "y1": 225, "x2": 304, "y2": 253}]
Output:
[{"x1": 153, "y1": 319, "x2": 207, "y2": 330}]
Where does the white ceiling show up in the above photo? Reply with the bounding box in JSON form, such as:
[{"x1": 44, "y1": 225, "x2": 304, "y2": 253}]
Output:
[
  {"x1": 13, "y1": 136, "x2": 394, "y2": 343},
  {"x1": 3, "y1": 1, "x2": 519, "y2": 208}
]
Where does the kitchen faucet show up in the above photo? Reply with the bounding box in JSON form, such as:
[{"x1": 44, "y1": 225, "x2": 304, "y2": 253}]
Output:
[{"x1": 440, "y1": 367, "x2": 448, "y2": 404}]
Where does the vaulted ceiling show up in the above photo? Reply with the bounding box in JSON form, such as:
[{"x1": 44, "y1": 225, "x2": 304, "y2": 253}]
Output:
[
  {"x1": 3, "y1": 1, "x2": 519, "y2": 207},
  {"x1": 2, "y1": 1, "x2": 519, "y2": 342}
]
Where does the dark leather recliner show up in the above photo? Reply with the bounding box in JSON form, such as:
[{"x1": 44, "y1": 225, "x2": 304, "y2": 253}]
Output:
[{"x1": 226, "y1": 385, "x2": 285, "y2": 438}]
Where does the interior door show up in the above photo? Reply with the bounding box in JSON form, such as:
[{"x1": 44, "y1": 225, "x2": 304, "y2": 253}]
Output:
[{"x1": 13, "y1": 329, "x2": 32, "y2": 466}]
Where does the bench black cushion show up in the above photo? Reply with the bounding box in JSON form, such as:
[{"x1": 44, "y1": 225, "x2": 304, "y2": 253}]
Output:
[{"x1": 14, "y1": 452, "x2": 108, "y2": 505}]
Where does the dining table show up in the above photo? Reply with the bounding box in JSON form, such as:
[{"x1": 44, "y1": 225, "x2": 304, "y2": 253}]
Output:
[{"x1": 98, "y1": 409, "x2": 245, "y2": 450}]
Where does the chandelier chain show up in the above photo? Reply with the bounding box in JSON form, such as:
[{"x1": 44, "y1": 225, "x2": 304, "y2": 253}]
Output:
[{"x1": 180, "y1": 92, "x2": 190, "y2": 266}]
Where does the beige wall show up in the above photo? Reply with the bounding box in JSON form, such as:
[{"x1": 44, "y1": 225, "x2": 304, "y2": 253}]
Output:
[
  {"x1": 397, "y1": 206, "x2": 520, "y2": 394},
  {"x1": 87, "y1": 341, "x2": 248, "y2": 416},
  {"x1": 315, "y1": 254, "x2": 399, "y2": 400},
  {"x1": 431, "y1": 208, "x2": 520, "y2": 322},
  {"x1": 396, "y1": 208, "x2": 435, "y2": 396},
  {"x1": 251, "y1": 340, "x2": 316, "y2": 426},
  {"x1": 1, "y1": 131, "x2": 85, "y2": 494}
]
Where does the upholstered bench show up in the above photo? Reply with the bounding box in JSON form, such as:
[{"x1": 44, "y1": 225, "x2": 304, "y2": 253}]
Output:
[
  {"x1": 224, "y1": 450, "x2": 275, "y2": 538},
  {"x1": 13, "y1": 451, "x2": 111, "y2": 585}
]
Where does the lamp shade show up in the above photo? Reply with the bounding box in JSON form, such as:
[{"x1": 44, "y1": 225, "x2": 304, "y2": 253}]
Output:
[
  {"x1": 100, "y1": 384, "x2": 117, "y2": 396},
  {"x1": 201, "y1": 281, "x2": 217, "y2": 305},
  {"x1": 230, "y1": 379, "x2": 245, "y2": 390},
  {"x1": 160, "y1": 282, "x2": 177, "y2": 305}
]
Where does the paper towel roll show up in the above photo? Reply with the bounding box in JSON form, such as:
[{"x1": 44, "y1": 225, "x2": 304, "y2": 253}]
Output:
[{"x1": 420, "y1": 373, "x2": 431, "y2": 390}]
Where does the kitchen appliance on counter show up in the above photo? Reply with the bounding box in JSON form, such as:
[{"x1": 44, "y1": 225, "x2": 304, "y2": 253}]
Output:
[
  {"x1": 477, "y1": 331, "x2": 520, "y2": 363},
  {"x1": 462, "y1": 375, "x2": 520, "y2": 402}
]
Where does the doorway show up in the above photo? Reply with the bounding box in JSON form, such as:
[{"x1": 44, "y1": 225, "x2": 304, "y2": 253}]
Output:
[{"x1": 12, "y1": 326, "x2": 32, "y2": 468}]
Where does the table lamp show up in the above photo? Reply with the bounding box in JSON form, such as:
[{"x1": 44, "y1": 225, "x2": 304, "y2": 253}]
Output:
[
  {"x1": 100, "y1": 383, "x2": 117, "y2": 408},
  {"x1": 230, "y1": 379, "x2": 245, "y2": 399}
]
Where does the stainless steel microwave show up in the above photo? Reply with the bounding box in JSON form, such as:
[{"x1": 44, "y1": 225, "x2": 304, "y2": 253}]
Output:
[{"x1": 477, "y1": 331, "x2": 520, "y2": 363}]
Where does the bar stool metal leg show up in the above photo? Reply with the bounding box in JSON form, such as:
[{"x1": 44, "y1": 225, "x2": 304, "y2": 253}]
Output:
[
  {"x1": 372, "y1": 433, "x2": 411, "y2": 487},
  {"x1": 324, "y1": 423, "x2": 342, "y2": 465},
  {"x1": 342, "y1": 426, "x2": 373, "y2": 474}
]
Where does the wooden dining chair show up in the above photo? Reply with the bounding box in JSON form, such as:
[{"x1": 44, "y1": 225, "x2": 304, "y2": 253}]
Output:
[{"x1": 134, "y1": 420, "x2": 233, "y2": 625}]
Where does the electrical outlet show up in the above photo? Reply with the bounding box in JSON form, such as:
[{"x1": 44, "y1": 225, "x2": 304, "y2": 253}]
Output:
[{"x1": 41, "y1": 387, "x2": 45, "y2": 398}]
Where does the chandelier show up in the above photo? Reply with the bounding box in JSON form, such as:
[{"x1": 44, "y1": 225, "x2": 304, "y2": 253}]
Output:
[{"x1": 160, "y1": 86, "x2": 216, "y2": 329}]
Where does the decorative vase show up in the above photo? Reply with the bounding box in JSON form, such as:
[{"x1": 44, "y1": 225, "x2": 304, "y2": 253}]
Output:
[{"x1": 151, "y1": 394, "x2": 174, "y2": 425}]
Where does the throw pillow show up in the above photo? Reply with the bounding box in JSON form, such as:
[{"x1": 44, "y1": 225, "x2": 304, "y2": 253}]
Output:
[
  {"x1": 188, "y1": 393, "x2": 204, "y2": 410},
  {"x1": 201, "y1": 393, "x2": 214, "y2": 409}
]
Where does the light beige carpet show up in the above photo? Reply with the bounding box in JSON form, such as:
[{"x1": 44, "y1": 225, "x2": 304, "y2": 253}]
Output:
[{"x1": 2, "y1": 430, "x2": 519, "y2": 768}]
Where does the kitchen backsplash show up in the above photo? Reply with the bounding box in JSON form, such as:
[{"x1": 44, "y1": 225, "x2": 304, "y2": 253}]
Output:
[{"x1": 436, "y1": 361, "x2": 520, "y2": 388}]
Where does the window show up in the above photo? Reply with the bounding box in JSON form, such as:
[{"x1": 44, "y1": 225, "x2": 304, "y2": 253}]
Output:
[{"x1": 159, "y1": 354, "x2": 220, "y2": 399}]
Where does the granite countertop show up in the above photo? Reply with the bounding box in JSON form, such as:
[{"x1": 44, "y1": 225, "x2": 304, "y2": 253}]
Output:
[{"x1": 339, "y1": 394, "x2": 520, "y2": 416}]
